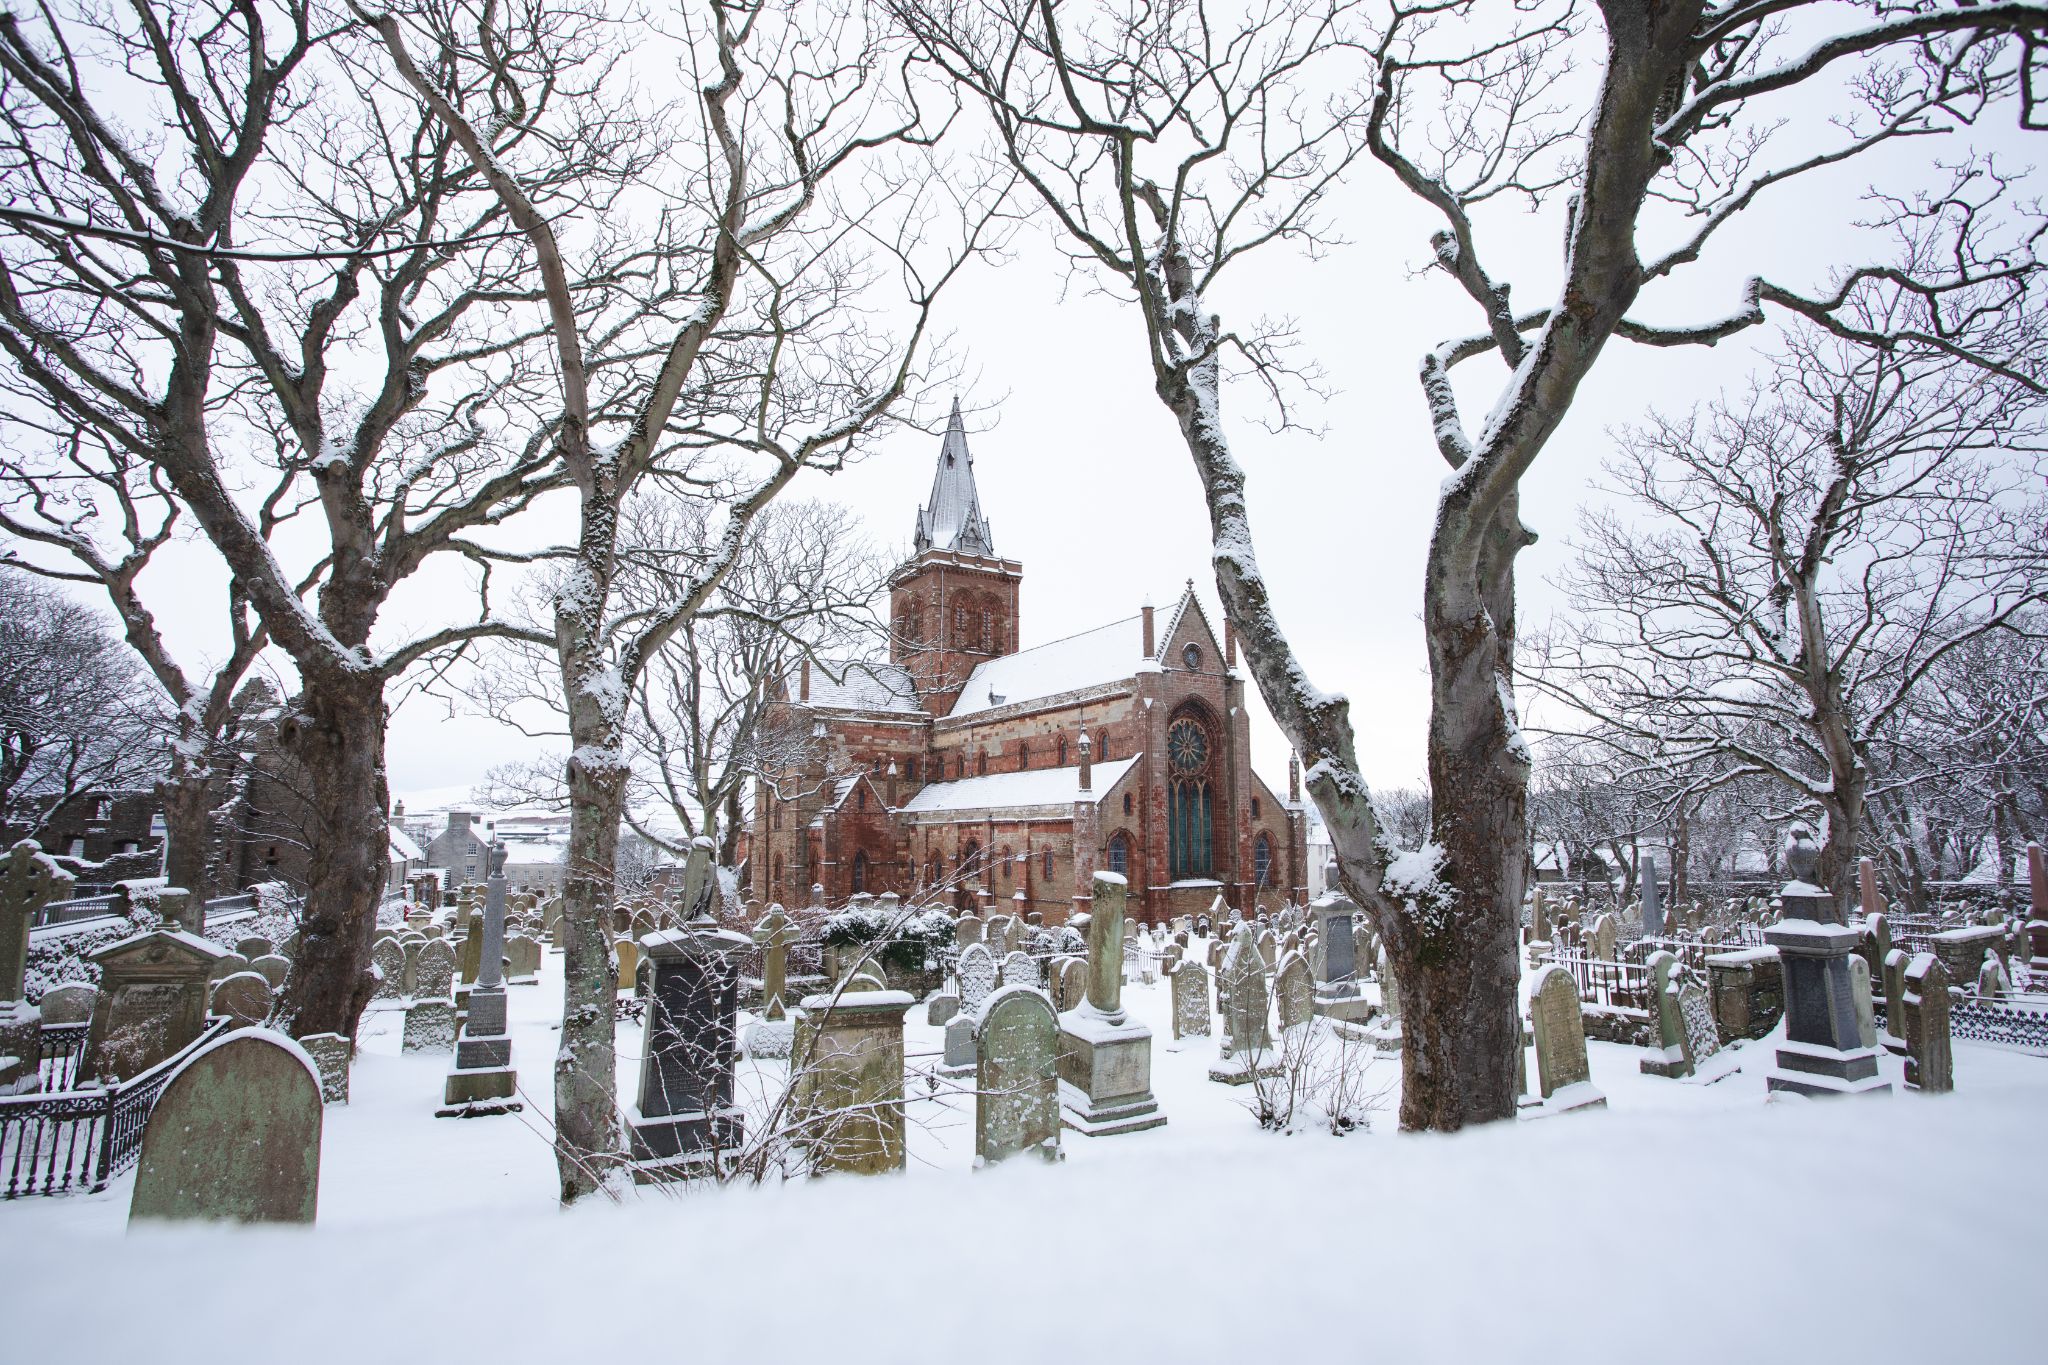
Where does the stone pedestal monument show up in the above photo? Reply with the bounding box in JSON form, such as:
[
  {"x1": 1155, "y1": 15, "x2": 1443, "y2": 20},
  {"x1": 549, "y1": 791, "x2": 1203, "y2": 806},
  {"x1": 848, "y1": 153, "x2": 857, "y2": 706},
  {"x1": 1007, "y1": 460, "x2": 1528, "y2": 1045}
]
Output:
[
  {"x1": 440, "y1": 842, "x2": 521, "y2": 1115},
  {"x1": 627, "y1": 915, "x2": 750, "y2": 1181},
  {"x1": 1307, "y1": 869, "x2": 1373, "y2": 1025},
  {"x1": 1764, "y1": 825, "x2": 1890, "y2": 1099},
  {"x1": 1056, "y1": 872, "x2": 1165, "y2": 1135}
]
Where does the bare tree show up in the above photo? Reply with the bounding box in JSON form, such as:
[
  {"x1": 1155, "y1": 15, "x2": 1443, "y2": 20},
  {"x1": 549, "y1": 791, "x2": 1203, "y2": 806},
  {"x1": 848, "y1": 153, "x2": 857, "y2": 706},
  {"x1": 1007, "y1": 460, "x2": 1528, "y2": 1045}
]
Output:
[
  {"x1": 0, "y1": 570, "x2": 162, "y2": 837},
  {"x1": 0, "y1": 1, "x2": 606, "y2": 1036},
  {"x1": 369, "y1": 0, "x2": 1005, "y2": 1199},
  {"x1": 894, "y1": 0, "x2": 2048, "y2": 1127},
  {"x1": 1532, "y1": 322, "x2": 2048, "y2": 913}
]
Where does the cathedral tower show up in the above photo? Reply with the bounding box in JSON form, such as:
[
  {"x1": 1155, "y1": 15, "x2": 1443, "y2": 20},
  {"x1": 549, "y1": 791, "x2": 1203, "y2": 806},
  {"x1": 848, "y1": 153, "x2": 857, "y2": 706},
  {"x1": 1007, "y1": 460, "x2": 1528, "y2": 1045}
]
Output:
[{"x1": 888, "y1": 400, "x2": 1022, "y2": 712}]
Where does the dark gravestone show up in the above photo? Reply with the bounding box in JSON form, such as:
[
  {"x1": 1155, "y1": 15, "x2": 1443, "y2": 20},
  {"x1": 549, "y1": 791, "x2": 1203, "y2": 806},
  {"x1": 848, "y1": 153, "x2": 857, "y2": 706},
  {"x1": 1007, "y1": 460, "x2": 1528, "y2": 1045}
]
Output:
[
  {"x1": 84, "y1": 930, "x2": 227, "y2": 1083},
  {"x1": 627, "y1": 925, "x2": 748, "y2": 1180},
  {"x1": 129, "y1": 1029, "x2": 322, "y2": 1225}
]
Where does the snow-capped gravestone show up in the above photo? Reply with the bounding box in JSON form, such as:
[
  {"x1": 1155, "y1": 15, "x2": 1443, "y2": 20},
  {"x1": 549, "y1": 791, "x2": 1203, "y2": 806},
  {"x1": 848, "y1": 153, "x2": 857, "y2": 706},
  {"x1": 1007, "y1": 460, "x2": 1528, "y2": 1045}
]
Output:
[
  {"x1": 1001, "y1": 950, "x2": 1039, "y2": 990},
  {"x1": 957, "y1": 943, "x2": 998, "y2": 1014},
  {"x1": 743, "y1": 904, "x2": 796, "y2": 1059},
  {"x1": 1977, "y1": 954, "x2": 2010, "y2": 999},
  {"x1": 1211, "y1": 923, "x2": 1278, "y2": 1085},
  {"x1": 1169, "y1": 959, "x2": 1210, "y2": 1042},
  {"x1": 1640, "y1": 952, "x2": 1692, "y2": 1078},
  {"x1": 940, "y1": 1012, "x2": 976, "y2": 1076},
  {"x1": 206, "y1": 950, "x2": 250, "y2": 989},
  {"x1": 956, "y1": 913, "x2": 985, "y2": 949},
  {"x1": 1590, "y1": 914, "x2": 1617, "y2": 962},
  {"x1": 974, "y1": 985, "x2": 1062, "y2": 1167},
  {"x1": 795, "y1": 981, "x2": 914, "y2": 1175},
  {"x1": 300, "y1": 1032, "x2": 352, "y2": 1104},
  {"x1": 1764, "y1": 825, "x2": 1889, "y2": 1099},
  {"x1": 249, "y1": 953, "x2": 290, "y2": 991},
  {"x1": 1847, "y1": 955, "x2": 1877, "y2": 1049},
  {"x1": 130, "y1": 1029, "x2": 321, "y2": 1226},
  {"x1": 235, "y1": 936, "x2": 273, "y2": 961},
  {"x1": 1275, "y1": 952, "x2": 1313, "y2": 1033},
  {"x1": 505, "y1": 934, "x2": 542, "y2": 984},
  {"x1": 443, "y1": 842, "x2": 520, "y2": 1115},
  {"x1": 1053, "y1": 956, "x2": 1088, "y2": 1013},
  {"x1": 84, "y1": 929, "x2": 227, "y2": 1083},
  {"x1": 1881, "y1": 948, "x2": 1910, "y2": 1055},
  {"x1": 371, "y1": 939, "x2": 405, "y2": 1001},
  {"x1": 1056, "y1": 873, "x2": 1165, "y2": 1135},
  {"x1": 1528, "y1": 965, "x2": 1606, "y2": 1116},
  {"x1": 208, "y1": 971, "x2": 272, "y2": 1027},
  {"x1": 1900, "y1": 953, "x2": 1952, "y2": 1095},
  {"x1": 926, "y1": 991, "x2": 960, "y2": 1027},
  {"x1": 37, "y1": 982, "x2": 96, "y2": 1025},
  {"x1": 1678, "y1": 979, "x2": 1720, "y2": 1070},
  {"x1": 1307, "y1": 885, "x2": 1372, "y2": 1023},
  {"x1": 628, "y1": 921, "x2": 748, "y2": 1181},
  {"x1": 404, "y1": 938, "x2": 457, "y2": 1054}
]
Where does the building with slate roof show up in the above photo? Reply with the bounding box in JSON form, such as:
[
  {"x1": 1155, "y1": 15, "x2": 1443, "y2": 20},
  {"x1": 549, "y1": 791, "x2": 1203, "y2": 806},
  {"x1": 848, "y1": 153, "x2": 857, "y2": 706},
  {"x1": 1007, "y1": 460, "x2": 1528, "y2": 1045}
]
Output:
[{"x1": 747, "y1": 402, "x2": 1308, "y2": 924}]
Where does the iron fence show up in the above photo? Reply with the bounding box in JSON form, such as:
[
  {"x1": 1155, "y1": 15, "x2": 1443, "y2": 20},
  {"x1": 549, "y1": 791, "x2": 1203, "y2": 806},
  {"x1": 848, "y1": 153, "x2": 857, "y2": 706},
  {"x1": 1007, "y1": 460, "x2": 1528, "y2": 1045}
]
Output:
[
  {"x1": 0, "y1": 1016, "x2": 233, "y2": 1199},
  {"x1": 1548, "y1": 949, "x2": 1651, "y2": 1012},
  {"x1": 34, "y1": 1022, "x2": 88, "y2": 1092}
]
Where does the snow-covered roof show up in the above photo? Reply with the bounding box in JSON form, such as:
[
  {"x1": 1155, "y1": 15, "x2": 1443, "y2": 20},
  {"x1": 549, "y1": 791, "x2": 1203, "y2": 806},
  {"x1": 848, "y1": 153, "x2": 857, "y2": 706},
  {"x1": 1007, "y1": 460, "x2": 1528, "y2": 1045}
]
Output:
[
  {"x1": 914, "y1": 399, "x2": 995, "y2": 556},
  {"x1": 899, "y1": 755, "x2": 1139, "y2": 815},
  {"x1": 799, "y1": 660, "x2": 922, "y2": 714},
  {"x1": 950, "y1": 617, "x2": 1143, "y2": 716},
  {"x1": 388, "y1": 826, "x2": 424, "y2": 863}
]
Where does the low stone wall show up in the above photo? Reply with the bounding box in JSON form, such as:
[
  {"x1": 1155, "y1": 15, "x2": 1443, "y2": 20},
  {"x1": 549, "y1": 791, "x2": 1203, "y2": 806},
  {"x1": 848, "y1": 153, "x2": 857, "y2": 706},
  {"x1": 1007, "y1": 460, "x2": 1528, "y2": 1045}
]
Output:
[
  {"x1": 1706, "y1": 947, "x2": 1783, "y2": 1043},
  {"x1": 1581, "y1": 1005, "x2": 1653, "y2": 1048}
]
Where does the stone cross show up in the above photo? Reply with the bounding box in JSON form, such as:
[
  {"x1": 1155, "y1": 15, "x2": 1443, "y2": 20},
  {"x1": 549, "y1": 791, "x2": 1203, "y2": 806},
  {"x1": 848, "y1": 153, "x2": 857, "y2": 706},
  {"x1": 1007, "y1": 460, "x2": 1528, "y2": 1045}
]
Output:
[
  {"x1": 3, "y1": 839, "x2": 74, "y2": 1001},
  {"x1": 752, "y1": 903, "x2": 795, "y2": 1022}
]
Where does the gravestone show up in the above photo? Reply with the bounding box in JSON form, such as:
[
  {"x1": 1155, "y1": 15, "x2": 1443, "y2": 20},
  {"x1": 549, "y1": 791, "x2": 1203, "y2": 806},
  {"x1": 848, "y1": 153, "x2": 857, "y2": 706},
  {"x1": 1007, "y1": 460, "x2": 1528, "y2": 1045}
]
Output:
[
  {"x1": 38, "y1": 981, "x2": 96, "y2": 1025},
  {"x1": 206, "y1": 950, "x2": 250, "y2": 988},
  {"x1": 403, "y1": 1001, "x2": 456, "y2": 1052},
  {"x1": 1056, "y1": 872, "x2": 1165, "y2": 1134},
  {"x1": 973, "y1": 985, "x2": 1062, "y2": 1166},
  {"x1": 1169, "y1": 959, "x2": 1211, "y2": 1041},
  {"x1": 1764, "y1": 825, "x2": 1889, "y2": 1098},
  {"x1": 1307, "y1": 888, "x2": 1371, "y2": 1023},
  {"x1": 614, "y1": 939, "x2": 642, "y2": 995},
  {"x1": 628, "y1": 922, "x2": 750, "y2": 1180},
  {"x1": 956, "y1": 914, "x2": 985, "y2": 949},
  {"x1": 208, "y1": 971, "x2": 273, "y2": 1026},
  {"x1": 1977, "y1": 954, "x2": 2009, "y2": 999},
  {"x1": 957, "y1": 943, "x2": 998, "y2": 1014},
  {"x1": 1001, "y1": 950, "x2": 1039, "y2": 989},
  {"x1": 129, "y1": 1029, "x2": 321, "y2": 1225},
  {"x1": 794, "y1": 984, "x2": 914, "y2": 1175},
  {"x1": 1531, "y1": 885, "x2": 1550, "y2": 942},
  {"x1": 1275, "y1": 952, "x2": 1313, "y2": 1033},
  {"x1": 1677, "y1": 978, "x2": 1720, "y2": 1069},
  {"x1": 926, "y1": 991, "x2": 961, "y2": 1027},
  {"x1": 84, "y1": 929, "x2": 227, "y2": 1083},
  {"x1": 505, "y1": 934, "x2": 542, "y2": 983},
  {"x1": 1899, "y1": 953, "x2": 1953, "y2": 1095},
  {"x1": 1591, "y1": 913, "x2": 1617, "y2": 962},
  {"x1": 1882, "y1": 947, "x2": 1910, "y2": 1052},
  {"x1": 235, "y1": 936, "x2": 274, "y2": 961},
  {"x1": 400, "y1": 937, "x2": 423, "y2": 995},
  {"x1": 1639, "y1": 951, "x2": 1692, "y2": 1079},
  {"x1": 370, "y1": 938, "x2": 406, "y2": 1003},
  {"x1": 443, "y1": 842, "x2": 520, "y2": 1114},
  {"x1": 941, "y1": 1012, "x2": 976, "y2": 1076},
  {"x1": 1255, "y1": 929, "x2": 1278, "y2": 974},
  {"x1": 1211, "y1": 923, "x2": 1278, "y2": 1085},
  {"x1": 752, "y1": 903, "x2": 796, "y2": 1022},
  {"x1": 1848, "y1": 953, "x2": 1877, "y2": 1049},
  {"x1": 1640, "y1": 859, "x2": 1663, "y2": 938},
  {"x1": 249, "y1": 953, "x2": 291, "y2": 991},
  {"x1": 1, "y1": 840, "x2": 72, "y2": 1093},
  {"x1": 300, "y1": 1032, "x2": 352, "y2": 1104},
  {"x1": 414, "y1": 938, "x2": 455, "y2": 1000},
  {"x1": 1529, "y1": 965, "x2": 1605, "y2": 1114},
  {"x1": 1054, "y1": 956, "x2": 1088, "y2": 1013}
]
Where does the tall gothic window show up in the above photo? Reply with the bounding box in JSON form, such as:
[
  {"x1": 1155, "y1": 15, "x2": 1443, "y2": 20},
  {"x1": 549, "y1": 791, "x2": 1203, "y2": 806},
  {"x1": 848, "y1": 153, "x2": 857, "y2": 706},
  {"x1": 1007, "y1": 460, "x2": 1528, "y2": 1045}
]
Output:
[
  {"x1": 1017, "y1": 739, "x2": 1029, "y2": 769},
  {"x1": 1107, "y1": 833, "x2": 1130, "y2": 877},
  {"x1": 954, "y1": 603, "x2": 969, "y2": 644},
  {"x1": 981, "y1": 608, "x2": 994, "y2": 651},
  {"x1": 1166, "y1": 709, "x2": 1215, "y2": 880},
  {"x1": 1254, "y1": 833, "x2": 1273, "y2": 888},
  {"x1": 852, "y1": 851, "x2": 869, "y2": 894}
]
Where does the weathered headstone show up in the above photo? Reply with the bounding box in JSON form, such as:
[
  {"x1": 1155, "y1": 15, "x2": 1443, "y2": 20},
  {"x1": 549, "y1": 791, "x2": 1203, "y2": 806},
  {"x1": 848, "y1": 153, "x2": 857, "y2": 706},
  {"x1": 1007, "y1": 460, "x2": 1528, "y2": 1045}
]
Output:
[
  {"x1": 249, "y1": 953, "x2": 291, "y2": 991},
  {"x1": 1847, "y1": 953, "x2": 1877, "y2": 1050},
  {"x1": 505, "y1": 934, "x2": 542, "y2": 983},
  {"x1": 403, "y1": 1001, "x2": 456, "y2": 1052},
  {"x1": 37, "y1": 981, "x2": 96, "y2": 1025},
  {"x1": 414, "y1": 938, "x2": 455, "y2": 1001},
  {"x1": 1764, "y1": 825, "x2": 1888, "y2": 1098},
  {"x1": 1899, "y1": 953, "x2": 1953, "y2": 1095},
  {"x1": 973, "y1": 985, "x2": 1061, "y2": 1166},
  {"x1": 1640, "y1": 951, "x2": 1692, "y2": 1078},
  {"x1": 956, "y1": 913, "x2": 985, "y2": 949},
  {"x1": 752, "y1": 903, "x2": 795, "y2": 1022},
  {"x1": 926, "y1": 991, "x2": 961, "y2": 1027},
  {"x1": 129, "y1": 1028, "x2": 321, "y2": 1225},
  {"x1": 1000, "y1": 949, "x2": 1039, "y2": 990},
  {"x1": 957, "y1": 942, "x2": 998, "y2": 1014},
  {"x1": 1591, "y1": 913, "x2": 1617, "y2": 962},
  {"x1": 1275, "y1": 951, "x2": 1313, "y2": 1033},
  {"x1": 442, "y1": 841, "x2": 519, "y2": 1114},
  {"x1": 208, "y1": 970, "x2": 273, "y2": 1026},
  {"x1": 300, "y1": 1032, "x2": 352, "y2": 1104},
  {"x1": 1882, "y1": 947, "x2": 1910, "y2": 1053},
  {"x1": 1677, "y1": 977, "x2": 1720, "y2": 1069},
  {"x1": 234, "y1": 936, "x2": 274, "y2": 961},
  {"x1": 1169, "y1": 959, "x2": 1211, "y2": 1041},
  {"x1": 1307, "y1": 887, "x2": 1369, "y2": 1023},
  {"x1": 370, "y1": 938, "x2": 406, "y2": 1003},
  {"x1": 83, "y1": 929, "x2": 227, "y2": 1083},
  {"x1": 206, "y1": 950, "x2": 250, "y2": 988},
  {"x1": 794, "y1": 983, "x2": 914, "y2": 1175},
  {"x1": 1211, "y1": 923, "x2": 1278, "y2": 1085},
  {"x1": 941, "y1": 1011, "x2": 976, "y2": 1076},
  {"x1": 1529, "y1": 964, "x2": 1605, "y2": 1114},
  {"x1": 1976, "y1": 954, "x2": 2009, "y2": 999}
]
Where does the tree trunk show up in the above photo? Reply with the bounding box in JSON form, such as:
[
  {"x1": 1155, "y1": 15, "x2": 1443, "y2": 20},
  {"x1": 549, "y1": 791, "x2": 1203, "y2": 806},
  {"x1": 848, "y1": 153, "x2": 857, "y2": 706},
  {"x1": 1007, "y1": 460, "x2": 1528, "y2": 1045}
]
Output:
[
  {"x1": 156, "y1": 767, "x2": 216, "y2": 907},
  {"x1": 555, "y1": 732, "x2": 628, "y2": 1201},
  {"x1": 272, "y1": 667, "x2": 389, "y2": 1039},
  {"x1": 1395, "y1": 504, "x2": 1526, "y2": 1131}
]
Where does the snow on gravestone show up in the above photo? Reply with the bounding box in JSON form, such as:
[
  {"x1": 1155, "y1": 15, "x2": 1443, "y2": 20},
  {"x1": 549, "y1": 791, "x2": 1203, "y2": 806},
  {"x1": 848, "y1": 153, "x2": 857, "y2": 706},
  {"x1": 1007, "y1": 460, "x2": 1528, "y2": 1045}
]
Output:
[
  {"x1": 129, "y1": 1028, "x2": 322, "y2": 1225},
  {"x1": 1678, "y1": 979, "x2": 1720, "y2": 1066},
  {"x1": 957, "y1": 944, "x2": 998, "y2": 1014},
  {"x1": 1001, "y1": 950, "x2": 1039, "y2": 990},
  {"x1": 973, "y1": 985, "x2": 1061, "y2": 1166},
  {"x1": 1169, "y1": 959, "x2": 1211, "y2": 1040},
  {"x1": 37, "y1": 982, "x2": 96, "y2": 1025},
  {"x1": 208, "y1": 971, "x2": 273, "y2": 1027},
  {"x1": 1275, "y1": 952, "x2": 1313, "y2": 1033},
  {"x1": 1530, "y1": 965, "x2": 1595, "y2": 1099},
  {"x1": 370, "y1": 939, "x2": 406, "y2": 1002},
  {"x1": 415, "y1": 938, "x2": 456, "y2": 1001},
  {"x1": 249, "y1": 953, "x2": 291, "y2": 992}
]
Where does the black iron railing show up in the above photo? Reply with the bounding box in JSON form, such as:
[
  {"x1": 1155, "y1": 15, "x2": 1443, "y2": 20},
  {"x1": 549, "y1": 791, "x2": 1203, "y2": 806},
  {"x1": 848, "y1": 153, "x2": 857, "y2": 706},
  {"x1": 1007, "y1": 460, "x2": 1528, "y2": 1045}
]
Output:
[
  {"x1": 0, "y1": 1016, "x2": 233, "y2": 1199},
  {"x1": 35, "y1": 1022, "x2": 89, "y2": 1092}
]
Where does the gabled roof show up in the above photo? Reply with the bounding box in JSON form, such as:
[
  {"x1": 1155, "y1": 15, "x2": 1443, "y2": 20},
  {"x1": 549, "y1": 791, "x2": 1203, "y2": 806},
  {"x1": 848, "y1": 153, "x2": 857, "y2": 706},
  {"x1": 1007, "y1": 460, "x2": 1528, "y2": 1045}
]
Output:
[
  {"x1": 1151, "y1": 583, "x2": 1223, "y2": 665},
  {"x1": 913, "y1": 399, "x2": 995, "y2": 556},
  {"x1": 899, "y1": 756, "x2": 1141, "y2": 815},
  {"x1": 796, "y1": 660, "x2": 922, "y2": 715},
  {"x1": 948, "y1": 615, "x2": 1144, "y2": 716}
]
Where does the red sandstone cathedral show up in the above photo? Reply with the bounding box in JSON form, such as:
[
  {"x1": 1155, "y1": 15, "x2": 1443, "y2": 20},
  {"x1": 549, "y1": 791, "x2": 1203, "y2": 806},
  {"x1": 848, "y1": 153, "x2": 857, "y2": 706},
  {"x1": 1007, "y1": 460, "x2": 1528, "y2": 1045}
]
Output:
[{"x1": 747, "y1": 403, "x2": 1309, "y2": 925}]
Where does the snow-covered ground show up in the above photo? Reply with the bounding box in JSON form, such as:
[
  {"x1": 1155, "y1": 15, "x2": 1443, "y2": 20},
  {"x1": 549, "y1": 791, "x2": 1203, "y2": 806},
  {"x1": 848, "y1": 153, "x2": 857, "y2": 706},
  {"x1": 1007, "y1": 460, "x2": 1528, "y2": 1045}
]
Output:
[{"x1": 6, "y1": 947, "x2": 2044, "y2": 1363}]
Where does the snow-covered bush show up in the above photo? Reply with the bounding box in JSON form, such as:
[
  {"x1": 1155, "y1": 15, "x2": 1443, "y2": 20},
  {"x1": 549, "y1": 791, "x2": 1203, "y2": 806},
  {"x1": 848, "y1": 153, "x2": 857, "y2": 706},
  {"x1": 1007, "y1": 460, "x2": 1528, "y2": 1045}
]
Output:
[{"x1": 821, "y1": 906, "x2": 954, "y2": 973}]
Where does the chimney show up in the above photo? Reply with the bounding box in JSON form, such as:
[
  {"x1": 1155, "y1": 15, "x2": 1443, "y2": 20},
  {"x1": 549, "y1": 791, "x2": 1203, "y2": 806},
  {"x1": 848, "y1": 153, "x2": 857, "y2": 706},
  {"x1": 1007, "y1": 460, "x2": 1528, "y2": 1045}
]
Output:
[
  {"x1": 1077, "y1": 726, "x2": 1092, "y2": 791},
  {"x1": 1141, "y1": 600, "x2": 1155, "y2": 657},
  {"x1": 1225, "y1": 617, "x2": 1237, "y2": 667},
  {"x1": 800, "y1": 658, "x2": 811, "y2": 702},
  {"x1": 1288, "y1": 752, "x2": 1301, "y2": 802}
]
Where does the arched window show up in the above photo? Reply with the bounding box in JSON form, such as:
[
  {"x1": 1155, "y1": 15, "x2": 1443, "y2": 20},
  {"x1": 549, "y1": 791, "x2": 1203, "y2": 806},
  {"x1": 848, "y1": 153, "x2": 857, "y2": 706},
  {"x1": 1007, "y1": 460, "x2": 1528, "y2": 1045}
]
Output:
[
  {"x1": 1107, "y1": 833, "x2": 1130, "y2": 877},
  {"x1": 1001, "y1": 846, "x2": 1013, "y2": 880},
  {"x1": 1251, "y1": 796, "x2": 1261, "y2": 818},
  {"x1": 1123, "y1": 792, "x2": 1134, "y2": 816},
  {"x1": 954, "y1": 603, "x2": 969, "y2": 644},
  {"x1": 962, "y1": 840, "x2": 980, "y2": 880},
  {"x1": 772, "y1": 852, "x2": 783, "y2": 888},
  {"x1": 1254, "y1": 833, "x2": 1273, "y2": 888},
  {"x1": 1057, "y1": 736, "x2": 1068, "y2": 765},
  {"x1": 1017, "y1": 740, "x2": 1029, "y2": 769},
  {"x1": 1043, "y1": 848, "x2": 1055, "y2": 879},
  {"x1": 906, "y1": 757, "x2": 918, "y2": 781},
  {"x1": 977, "y1": 751, "x2": 988, "y2": 776},
  {"x1": 852, "y1": 851, "x2": 869, "y2": 893},
  {"x1": 1098, "y1": 735, "x2": 1111, "y2": 761},
  {"x1": 857, "y1": 788, "x2": 867, "y2": 811},
  {"x1": 982, "y1": 608, "x2": 994, "y2": 651},
  {"x1": 1166, "y1": 708, "x2": 1215, "y2": 880}
]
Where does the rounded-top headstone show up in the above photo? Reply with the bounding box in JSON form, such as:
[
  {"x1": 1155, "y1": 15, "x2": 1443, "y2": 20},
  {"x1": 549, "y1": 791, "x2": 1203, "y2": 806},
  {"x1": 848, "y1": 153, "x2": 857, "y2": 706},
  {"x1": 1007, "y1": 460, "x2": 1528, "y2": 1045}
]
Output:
[
  {"x1": 38, "y1": 980, "x2": 97, "y2": 1025},
  {"x1": 234, "y1": 936, "x2": 274, "y2": 961},
  {"x1": 206, "y1": 950, "x2": 250, "y2": 986},
  {"x1": 129, "y1": 1028, "x2": 322, "y2": 1225},
  {"x1": 250, "y1": 953, "x2": 291, "y2": 990},
  {"x1": 209, "y1": 970, "x2": 274, "y2": 1026}
]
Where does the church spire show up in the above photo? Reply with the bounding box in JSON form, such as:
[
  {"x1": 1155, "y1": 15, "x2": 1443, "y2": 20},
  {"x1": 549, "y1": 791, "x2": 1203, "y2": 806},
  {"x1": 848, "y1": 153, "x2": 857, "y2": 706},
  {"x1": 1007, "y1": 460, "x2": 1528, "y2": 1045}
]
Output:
[{"x1": 914, "y1": 397, "x2": 995, "y2": 556}]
